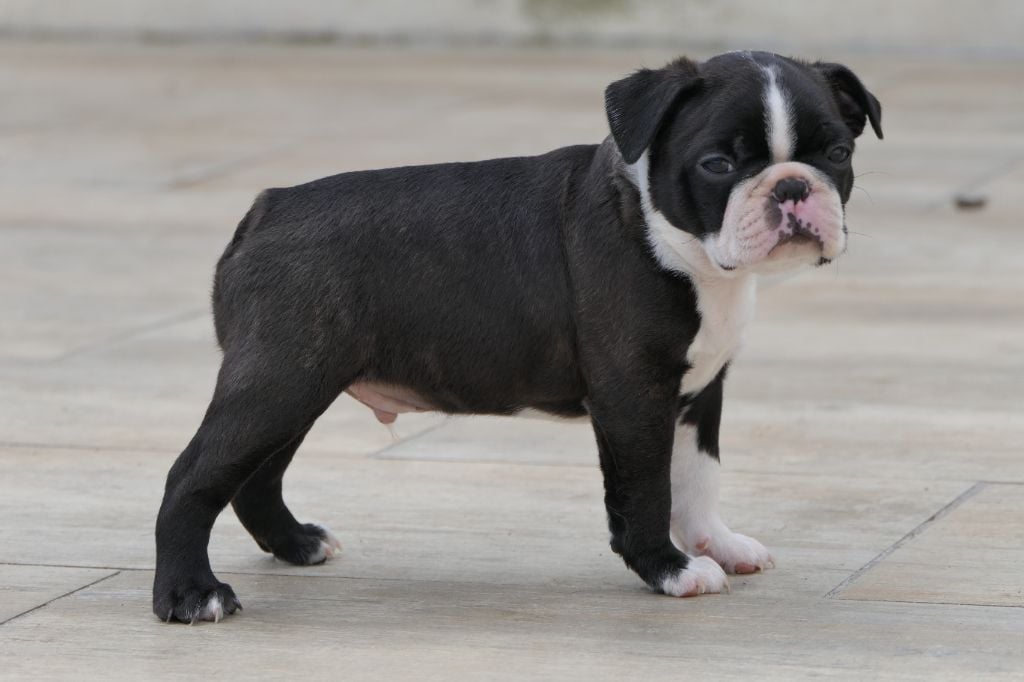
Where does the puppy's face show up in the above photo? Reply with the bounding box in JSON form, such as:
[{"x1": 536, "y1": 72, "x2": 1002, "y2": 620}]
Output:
[{"x1": 606, "y1": 52, "x2": 883, "y2": 275}]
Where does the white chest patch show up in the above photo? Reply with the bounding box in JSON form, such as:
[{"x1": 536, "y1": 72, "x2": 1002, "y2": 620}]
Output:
[
  {"x1": 625, "y1": 152, "x2": 758, "y2": 398},
  {"x1": 680, "y1": 274, "x2": 756, "y2": 395}
]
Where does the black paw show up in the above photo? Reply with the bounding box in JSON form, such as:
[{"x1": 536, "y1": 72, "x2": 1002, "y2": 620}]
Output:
[
  {"x1": 269, "y1": 523, "x2": 342, "y2": 566},
  {"x1": 153, "y1": 580, "x2": 242, "y2": 624}
]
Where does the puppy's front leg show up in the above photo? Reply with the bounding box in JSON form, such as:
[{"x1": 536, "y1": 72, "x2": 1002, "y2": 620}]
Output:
[
  {"x1": 590, "y1": 396, "x2": 728, "y2": 597},
  {"x1": 670, "y1": 371, "x2": 774, "y2": 574}
]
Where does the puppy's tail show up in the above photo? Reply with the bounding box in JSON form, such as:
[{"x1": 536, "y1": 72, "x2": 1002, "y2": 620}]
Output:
[{"x1": 221, "y1": 189, "x2": 275, "y2": 260}]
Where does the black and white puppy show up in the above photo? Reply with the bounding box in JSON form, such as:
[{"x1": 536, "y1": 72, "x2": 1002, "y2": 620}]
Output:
[{"x1": 154, "y1": 51, "x2": 882, "y2": 623}]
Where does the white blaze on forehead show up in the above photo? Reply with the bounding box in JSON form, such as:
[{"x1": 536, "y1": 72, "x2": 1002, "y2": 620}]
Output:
[{"x1": 762, "y1": 65, "x2": 794, "y2": 163}]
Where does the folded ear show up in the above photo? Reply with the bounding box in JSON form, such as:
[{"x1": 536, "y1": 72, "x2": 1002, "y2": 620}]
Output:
[
  {"x1": 604, "y1": 57, "x2": 701, "y2": 164},
  {"x1": 814, "y1": 62, "x2": 883, "y2": 140}
]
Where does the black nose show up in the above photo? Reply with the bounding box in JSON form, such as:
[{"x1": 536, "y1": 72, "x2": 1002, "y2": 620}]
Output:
[{"x1": 772, "y1": 177, "x2": 810, "y2": 203}]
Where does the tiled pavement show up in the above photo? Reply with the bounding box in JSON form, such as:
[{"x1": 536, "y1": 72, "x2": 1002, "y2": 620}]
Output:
[{"x1": 1, "y1": 41, "x2": 1022, "y2": 680}]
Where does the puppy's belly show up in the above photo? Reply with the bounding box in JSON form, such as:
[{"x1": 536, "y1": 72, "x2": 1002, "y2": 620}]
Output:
[
  {"x1": 514, "y1": 408, "x2": 589, "y2": 423},
  {"x1": 346, "y1": 382, "x2": 589, "y2": 424},
  {"x1": 346, "y1": 382, "x2": 436, "y2": 424}
]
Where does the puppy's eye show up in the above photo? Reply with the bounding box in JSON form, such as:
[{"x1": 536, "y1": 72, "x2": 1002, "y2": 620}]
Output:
[
  {"x1": 699, "y1": 155, "x2": 736, "y2": 175},
  {"x1": 827, "y1": 145, "x2": 852, "y2": 164}
]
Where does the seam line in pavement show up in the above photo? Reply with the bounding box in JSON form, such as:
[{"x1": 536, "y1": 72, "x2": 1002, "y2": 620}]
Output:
[
  {"x1": 0, "y1": 570, "x2": 121, "y2": 626},
  {"x1": 365, "y1": 419, "x2": 452, "y2": 459},
  {"x1": 0, "y1": 563, "x2": 415, "y2": 582},
  {"x1": 165, "y1": 138, "x2": 305, "y2": 189},
  {"x1": 55, "y1": 308, "x2": 209, "y2": 361},
  {"x1": 834, "y1": 596, "x2": 1023, "y2": 610},
  {"x1": 823, "y1": 481, "x2": 987, "y2": 599},
  {"x1": 0, "y1": 440, "x2": 174, "y2": 454},
  {"x1": 6, "y1": 439, "x2": 1020, "y2": 485},
  {"x1": 0, "y1": 562, "x2": 573, "y2": 587}
]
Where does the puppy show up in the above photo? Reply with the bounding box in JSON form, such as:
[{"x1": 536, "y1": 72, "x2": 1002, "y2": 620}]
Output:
[{"x1": 154, "y1": 51, "x2": 882, "y2": 623}]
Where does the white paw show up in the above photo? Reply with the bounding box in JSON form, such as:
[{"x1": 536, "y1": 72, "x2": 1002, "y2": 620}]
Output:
[
  {"x1": 307, "y1": 524, "x2": 343, "y2": 564},
  {"x1": 193, "y1": 594, "x2": 224, "y2": 624},
  {"x1": 690, "y1": 531, "x2": 775, "y2": 575},
  {"x1": 660, "y1": 556, "x2": 730, "y2": 597}
]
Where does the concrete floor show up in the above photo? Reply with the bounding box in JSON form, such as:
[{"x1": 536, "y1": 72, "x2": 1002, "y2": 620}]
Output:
[{"x1": 1, "y1": 41, "x2": 1023, "y2": 680}]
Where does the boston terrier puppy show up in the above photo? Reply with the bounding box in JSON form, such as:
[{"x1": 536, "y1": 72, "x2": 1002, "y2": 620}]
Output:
[{"x1": 154, "y1": 51, "x2": 881, "y2": 623}]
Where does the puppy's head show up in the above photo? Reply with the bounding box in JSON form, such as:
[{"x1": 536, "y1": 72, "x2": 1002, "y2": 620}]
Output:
[{"x1": 606, "y1": 51, "x2": 882, "y2": 275}]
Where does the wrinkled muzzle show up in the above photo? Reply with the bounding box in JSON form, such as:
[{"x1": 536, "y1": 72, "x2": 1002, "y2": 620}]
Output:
[{"x1": 703, "y1": 161, "x2": 846, "y2": 272}]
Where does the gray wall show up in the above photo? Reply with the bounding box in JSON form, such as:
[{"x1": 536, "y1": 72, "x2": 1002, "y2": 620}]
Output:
[{"x1": 2, "y1": 0, "x2": 1022, "y2": 55}]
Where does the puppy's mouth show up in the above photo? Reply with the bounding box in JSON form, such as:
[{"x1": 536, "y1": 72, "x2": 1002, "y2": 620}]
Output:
[
  {"x1": 769, "y1": 231, "x2": 818, "y2": 253},
  {"x1": 711, "y1": 230, "x2": 820, "y2": 273},
  {"x1": 769, "y1": 202, "x2": 829, "y2": 249}
]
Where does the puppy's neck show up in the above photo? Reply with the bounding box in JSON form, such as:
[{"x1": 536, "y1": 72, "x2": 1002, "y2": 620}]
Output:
[{"x1": 621, "y1": 149, "x2": 750, "y2": 287}]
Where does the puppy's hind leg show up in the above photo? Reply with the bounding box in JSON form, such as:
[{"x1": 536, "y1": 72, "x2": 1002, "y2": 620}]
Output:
[
  {"x1": 153, "y1": 350, "x2": 346, "y2": 624},
  {"x1": 231, "y1": 428, "x2": 343, "y2": 566}
]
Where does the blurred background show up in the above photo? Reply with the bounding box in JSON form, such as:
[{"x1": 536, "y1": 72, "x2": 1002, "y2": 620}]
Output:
[
  {"x1": 1, "y1": 2, "x2": 1022, "y2": 679},
  {"x1": 4, "y1": 0, "x2": 1024, "y2": 54}
]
